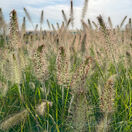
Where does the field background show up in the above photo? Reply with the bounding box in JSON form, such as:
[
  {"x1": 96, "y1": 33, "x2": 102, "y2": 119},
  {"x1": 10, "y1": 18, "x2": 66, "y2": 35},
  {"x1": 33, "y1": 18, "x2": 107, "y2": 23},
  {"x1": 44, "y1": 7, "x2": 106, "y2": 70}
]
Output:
[{"x1": 0, "y1": 1, "x2": 132, "y2": 131}]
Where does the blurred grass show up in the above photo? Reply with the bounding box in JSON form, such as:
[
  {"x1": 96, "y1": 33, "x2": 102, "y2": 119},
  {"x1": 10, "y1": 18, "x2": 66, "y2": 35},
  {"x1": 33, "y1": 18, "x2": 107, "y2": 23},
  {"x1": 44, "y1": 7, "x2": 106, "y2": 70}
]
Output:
[
  {"x1": 0, "y1": 6, "x2": 132, "y2": 132},
  {"x1": 0, "y1": 53, "x2": 131, "y2": 131}
]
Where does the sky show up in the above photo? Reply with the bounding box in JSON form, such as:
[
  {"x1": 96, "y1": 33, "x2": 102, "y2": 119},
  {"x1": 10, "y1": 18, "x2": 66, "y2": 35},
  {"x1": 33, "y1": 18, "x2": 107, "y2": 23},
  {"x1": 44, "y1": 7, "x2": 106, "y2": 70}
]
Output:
[{"x1": 0, "y1": 0, "x2": 132, "y2": 30}]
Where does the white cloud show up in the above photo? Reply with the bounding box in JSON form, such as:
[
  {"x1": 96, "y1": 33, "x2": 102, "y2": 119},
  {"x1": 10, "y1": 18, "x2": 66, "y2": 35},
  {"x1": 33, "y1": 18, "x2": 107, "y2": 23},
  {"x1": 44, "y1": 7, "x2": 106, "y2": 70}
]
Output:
[{"x1": 0, "y1": 0, "x2": 63, "y2": 9}]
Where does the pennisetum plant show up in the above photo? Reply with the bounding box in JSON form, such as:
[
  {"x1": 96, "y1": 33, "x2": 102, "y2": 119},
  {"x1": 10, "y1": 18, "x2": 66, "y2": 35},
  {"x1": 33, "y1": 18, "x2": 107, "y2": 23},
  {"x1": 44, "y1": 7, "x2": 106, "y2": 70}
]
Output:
[
  {"x1": 81, "y1": 0, "x2": 89, "y2": 21},
  {"x1": 61, "y1": 10, "x2": 68, "y2": 25},
  {"x1": 40, "y1": 10, "x2": 44, "y2": 42},
  {"x1": 120, "y1": 16, "x2": 127, "y2": 29},
  {"x1": 108, "y1": 17, "x2": 113, "y2": 30},
  {"x1": 0, "y1": 101, "x2": 52, "y2": 131},
  {"x1": 56, "y1": 46, "x2": 92, "y2": 131},
  {"x1": 0, "y1": 8, "x2": 6, "y2": 37},
  {"x1": 69, "y1": 57, "x2": 92, "y2": 93},
  {"x1": 32, "y1": 44, "x2": 49, "y2": 82},
  {"x1": 0, "y1": 8, "x2": 5, "y2": 28},
  {"x1": 0, "y1": 2, "x2": 131, "y2": 131},
  {"x1": 0, "y1": 10, "x2": 29, "y2": 98},
  {"x1": 70, "y1": 0, "x2": 74, "y2": 28},
  {"x1": 56, "y1": 46, "x2": 71, "y2": 86},
  {"x1": 69, "y1": 57, "x2": 92, "y2": 131},
  {"x1": 88, "y1": 19, "x2": 92, "y2": 30},
  {"x1": 21, "y1": 17, "x2": 26, "y2": 42},
  {"x1": 92, "y1": 21, "x2": 98, "y2": 29},
  {"x1": 47, "y1": 19, "x2": 51, "y2": 30},
  {"x1": 97, "y1": 74, "x2": 117, "y2": 132},
  {"x1": 23, "y1": 8, "x2": 34, "y2": 29},
  {"x1": 97, "y1": 15, "x2": 119, "y2": 76},
  {"x1": 9, "y1": 9, "x2": 21, "y2": 50},
  {"x1": 0, "y1": 109, "x2": 29, "y2": 131}
]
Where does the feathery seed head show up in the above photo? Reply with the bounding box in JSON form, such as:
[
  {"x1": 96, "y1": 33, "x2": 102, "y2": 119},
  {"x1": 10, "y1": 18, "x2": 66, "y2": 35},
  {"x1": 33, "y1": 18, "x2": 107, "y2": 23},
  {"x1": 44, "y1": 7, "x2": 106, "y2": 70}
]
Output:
[
  {"x1": 70, "y1": 57, "x2": 92, "y2": 93},
  {"x1": 36, "y1": 101, "x2": 52, "y2": 116},
  {"x1": 9, "y1": 10, "x2": 20, "y2": 49},
  {"x1": 56, "y1": 46, "x2": 71, "y2": 86},
  {"x1": 100, "y1": 75, "x2": 117, "y2": 113},
  {"x1": 33, "y1": 45, "x2": 49, "y2": 82},
  {"x1": 0, "y1": 110, "x2": 28, "y2": 131}
]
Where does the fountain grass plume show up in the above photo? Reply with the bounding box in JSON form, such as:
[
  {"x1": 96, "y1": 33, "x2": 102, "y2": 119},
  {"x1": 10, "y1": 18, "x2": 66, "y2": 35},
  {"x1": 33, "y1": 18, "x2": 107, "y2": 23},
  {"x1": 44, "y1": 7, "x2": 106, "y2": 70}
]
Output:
[
  {"x1": 56, "y1": 46, "x2": 71, "y2": 86},
  {"x1": 88, "y1": 19, "x2": 92, "y2": 29},
  {"x1": 81, "y1": 20, "x2": 89, "y2": 32},
  {"x1": 0, "y1": 101, "x2": 52, "y2": 131},
  {"x1": 92, "y1": 21, "x2": 98, "y2": 29},
  {"x1": 62, "y1": 10, "x2": 68, "y2": 25},
  {"x1": 97, "y1": 15, "x2": 107, "y2": 33},
  {"x1": 108, "y1": 16, "x2": 113, "y2": 29},
  {"x1": 0, "y1": 109, "x2": 28, "y2": 131},
  {"x1": 66, "y1": 18, "x2": 71, "y2": 29},
  {"x1": 56, "y1": 22, "x2": 60, "y2": 29},
  {"x1": 47, "y1": 19, "x2": 51, "y2": 29},
  {"x1": 36, "y1": 101, "x2": 53, "y2": 116},
  {"x1": 52, "y1": 24, "x2": 56, "y2": 32},
  {"x1": 81, "y1": 33, "x2": 87, "y2": 54},
  {"x1": 21, "y1": 17, "x2": 26, "y2": 35},
  {"x1": 40, "y1": 10, "x2": 44, "y2": 26},
  {"x1": 81, "y1": 0, "x2": 89, "y2": 20},
  {"x1": 70, "y1": 0, "x2": 74, "y2": 28},
  {"x1": 9, "y1": 9, "x2": 21, "y2": 49},
  {"x1": 0, "y1": 8, "x2": 5, "y2": 28},
  {"x1": 24, "y1": 8, "x2": 34, "y2": 28},
  {"x1": 97, "y1": 74, "x2": 117, "y2": 132},
  {"x1": 33, "y1": 44, "x2": 49, "y2": 82},
  {"x1": 120, "y1": 16, "x2": 127, "y2": 29},
  {"x1": 70, "y1": 57, "x2": 92, "y2": 93}
]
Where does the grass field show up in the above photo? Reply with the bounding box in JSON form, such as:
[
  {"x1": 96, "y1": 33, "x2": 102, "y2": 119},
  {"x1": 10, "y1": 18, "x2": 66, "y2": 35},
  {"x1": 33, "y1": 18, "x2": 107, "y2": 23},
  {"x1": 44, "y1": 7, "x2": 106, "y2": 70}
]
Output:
[{"x1": 0, "y1": 1, "x2": 132, "y2": 131}]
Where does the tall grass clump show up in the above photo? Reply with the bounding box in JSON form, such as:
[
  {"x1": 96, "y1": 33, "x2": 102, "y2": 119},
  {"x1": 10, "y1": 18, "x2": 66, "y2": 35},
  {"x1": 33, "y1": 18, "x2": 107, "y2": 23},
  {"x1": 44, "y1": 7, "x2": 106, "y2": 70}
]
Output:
[{"x1": 0, "y1": 0, "x2": 132, "y2": 131}]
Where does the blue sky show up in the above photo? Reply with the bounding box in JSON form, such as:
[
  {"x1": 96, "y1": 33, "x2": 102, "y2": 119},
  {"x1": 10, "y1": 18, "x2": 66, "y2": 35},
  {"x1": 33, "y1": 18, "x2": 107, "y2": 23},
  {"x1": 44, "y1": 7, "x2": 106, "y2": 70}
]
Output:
[{"x1": 0, "y1": 0, "x2": 132, "y2": 30}]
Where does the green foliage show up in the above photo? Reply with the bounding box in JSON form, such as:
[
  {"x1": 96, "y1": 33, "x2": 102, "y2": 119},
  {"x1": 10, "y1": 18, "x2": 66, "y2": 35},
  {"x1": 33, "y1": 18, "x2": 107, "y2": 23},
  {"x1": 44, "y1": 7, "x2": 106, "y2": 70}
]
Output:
[{"x1": 0, "y1": 7, "x2": 132, "y2": 132}]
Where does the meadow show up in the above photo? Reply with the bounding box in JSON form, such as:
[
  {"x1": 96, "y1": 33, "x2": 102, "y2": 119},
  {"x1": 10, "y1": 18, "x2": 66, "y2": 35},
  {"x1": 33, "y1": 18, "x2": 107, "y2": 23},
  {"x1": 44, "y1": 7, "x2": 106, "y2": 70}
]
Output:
[{"x1": 0, "y1": 0, "x2": 132, "y2": 131}]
